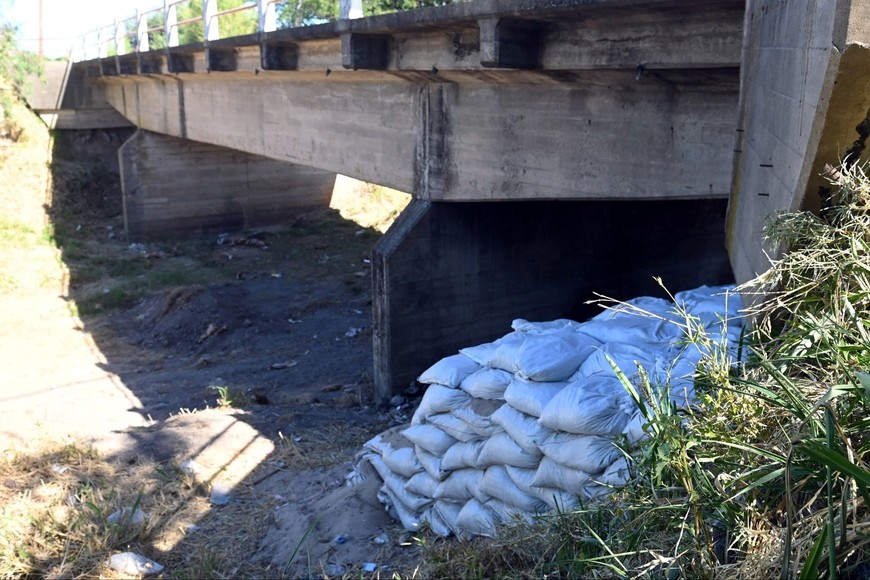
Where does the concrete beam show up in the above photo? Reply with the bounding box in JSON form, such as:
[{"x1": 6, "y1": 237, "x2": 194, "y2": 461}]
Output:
[
  {"x1": 727, "y1": 0, "x2": 870, "y2": 284},
  {"x1": 341, "y1": 33, "x2": 391, "y2": 70},
  {"x1": 372, "y1": 198, "x2": 734, "y2": 400},
  {"x1": 119, "y1": 130, "x2": 336, "y2": 241},
  {"x1": 479, "y1": 18, "x2": 542, "y2": 69}
]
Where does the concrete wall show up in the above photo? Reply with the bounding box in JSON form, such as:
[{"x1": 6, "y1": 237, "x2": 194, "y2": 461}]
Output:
[
  {"x1": 373, "y1": 198, "x2": 734, "y2": 399},
  {"x1": 119, "y1": 130, "x2": 337, "y2": 241},
  {"x1": 728, "y1": 0, "x2": 870, "y2": 283}
]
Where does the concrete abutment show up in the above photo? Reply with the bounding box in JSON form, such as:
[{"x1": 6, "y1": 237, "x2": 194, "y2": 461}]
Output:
[
  {"x1": 372, "y1": 198, "x2": 735, "y2": 401},
  {"x1": 118, "y1": 130, "x2": 337, "y2": 241}
]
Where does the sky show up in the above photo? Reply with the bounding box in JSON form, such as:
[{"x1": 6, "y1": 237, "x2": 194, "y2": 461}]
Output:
[{"x1": 4, "y1": 0, "x2": 154, "y2": 58}]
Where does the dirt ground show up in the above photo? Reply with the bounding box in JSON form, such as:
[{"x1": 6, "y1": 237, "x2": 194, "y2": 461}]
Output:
[{"x1": 0, "y1": 107, "x2": 424, "y2": 576}]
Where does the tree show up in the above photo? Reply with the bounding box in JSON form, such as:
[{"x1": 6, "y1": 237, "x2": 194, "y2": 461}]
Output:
[
  {"x1": 276, "y1": 0, "x2": 338, "y2": 28},
  {"x1": 276, "y1": 0, "x2": 456, "y2": 29},
  {"x1": 0, "y1": 23, "x2": 41, "y2": 123},
  {"x1": 135, "y1": 0, "x2": 258, "y2": 50}
]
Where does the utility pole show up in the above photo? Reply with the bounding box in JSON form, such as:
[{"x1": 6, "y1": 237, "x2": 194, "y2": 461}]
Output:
[{"x1": 38, "y1": 0, "x2": 44, "y2": 59}]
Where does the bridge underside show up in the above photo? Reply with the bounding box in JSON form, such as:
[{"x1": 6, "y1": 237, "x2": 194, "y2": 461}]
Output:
[{"x1": 48, "y1": 0, "x2": 757, "y2": 399}]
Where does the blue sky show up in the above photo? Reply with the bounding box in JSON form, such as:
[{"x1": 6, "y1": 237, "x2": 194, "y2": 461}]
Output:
[{"x1": 6, "y1": 0, "x2": 152, "y2": 57}]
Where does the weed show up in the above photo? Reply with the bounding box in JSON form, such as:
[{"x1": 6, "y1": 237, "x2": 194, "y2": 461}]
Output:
[{"x1": 210, "y1": 384, "x2": 248, "y2": 409}]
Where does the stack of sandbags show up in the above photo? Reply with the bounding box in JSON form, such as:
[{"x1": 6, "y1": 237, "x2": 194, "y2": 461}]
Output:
[{"x1": 353, "y1": 285, "x2": 742, "y2": 539}]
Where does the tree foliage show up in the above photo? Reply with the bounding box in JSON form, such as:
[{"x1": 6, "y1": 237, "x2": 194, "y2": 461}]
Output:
[
  {"x1": 141, "y1": 0, "x2": 258, "y2": 49},
  {"x1": 0, "y1": 23, "x2": 41, "y2": 123},
  {"x1": 275, "y1": 0, "x2": 457, "y2": 28}
]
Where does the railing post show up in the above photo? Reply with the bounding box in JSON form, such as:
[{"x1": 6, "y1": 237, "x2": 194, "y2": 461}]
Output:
[
  {"x1": 97, "y1": 25, "x2": 108, "y2": 58},
  {"x1": 258, "y1": 0, "x2": 277, "y2": 34},
  {"x1": 165, "y1": 0, "x2": 179, "y2": 48},
  {"x1": 204, "y1": 0, "x2": 219, "y2": 41},
  {"x1": 137, "y1": 9, "x2": 149, "y2": 53},
  {"x1": 115, "y1": 18, "x2": 126, "y2": 56}
]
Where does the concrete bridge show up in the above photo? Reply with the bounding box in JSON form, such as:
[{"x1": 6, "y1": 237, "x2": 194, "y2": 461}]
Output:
[{"x1": 27, "y1": 0, "x2": 870, "y2": 400}]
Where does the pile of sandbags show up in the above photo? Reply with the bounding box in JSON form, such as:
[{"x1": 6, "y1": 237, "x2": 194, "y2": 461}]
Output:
[{"x1": 352, "y1": 285, "x2": 743, "y2": 538}]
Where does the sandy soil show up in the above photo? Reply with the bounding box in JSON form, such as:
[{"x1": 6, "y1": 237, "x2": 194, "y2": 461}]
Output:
[{"x1": 0, "y1": 110, "x2": 421, "y2": 576}]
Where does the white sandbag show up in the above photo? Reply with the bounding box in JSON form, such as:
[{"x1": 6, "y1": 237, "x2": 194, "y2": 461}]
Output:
[
  {"x1": 383, "y1": 469, "x2": 432, "y2": 512},
  {"x1": 426, "y1": 413, "x2": 483, "y2": 443},
  {"x1": 415, "y1": 446, "x2": 446, "y2": 481},
  {"x1": 623, "y1": 411, "x2": 649, "y2": 444},
  {"x1": 434, "y1": 468, "x2": 485, "y2": 502},
  {"x1": 455, "y1": 499, "x2": 499, "y2": 539},
  {"x1": 485, "y1": 333, "x2": 527, "y2": 372},
  {"x1": 441, "y1": 440, "x2": 486, "y2": 472},
  {"x1": 367, "y1": 453, "x2": 395, "y2": 484},
  {"x1": 538, "y1": 376, "x2": 632, "y2": 436},
  {"x1": 382, "y1": 446, "x2": 423, "y2": 478},
  {"x1": 378, "y1": 485, "x2": 422, "y2": 532},
  {"x1": 450, "y1": 399, "x2": 503, "y2": 438},
  {"x1": 418, "y1": 354, "x2": 481, "y2": 388},
  {"x1": 403, "y1": 424, "x2": 457, "y2": 456},
  {"x1": 582, "y1": 482, "x2": 613, "y2": 500},
  {"x1": 406, "y1": 470, "x2": 440, "y2": 499},
  {"x1": 363, "y1": 425, "x2": 413, "y2": 456},
  {"x1": 422, "y1": 504, "x2": 453, "y2": 537},
  {"x1": 578, "y1": 314, "x2": 681, "y2": 345},
  {"x1": 412, "y1": 384, "x2": 472, "y2": 424},
  {"x1": 504, "y1": 377, "x2": 569, "y2": 418},
  {"x1": 674, "y1": 285, "x2": 742, "y2": 327},
  {"x1": 514, "y1": 331, "x2": 601, "y2": 382},
  {"x1": 531, "y1": 456, "x2": 592, "y2": 496},
  {"x1": 422, "y1": 501, "x2": 464, "y2": 537},
  {"x1": 651, "y1": 353, "x2": 697, "y2": 407},
  {"x1": 538, "y1": 432, "x2": 622, "y2": 474},
  {"x1": 459, "y1": 331, "x2": 521, "y2": 365},
  {"x1": 480, "y1": 466, "x2": 548, "y2": 514},
  {"x1": 512, "y1": 318, "x2": 584, "y2": 334},
  {"x1": 591, "y1": 296, "x2": 679, "y2": 322},
  {"x1": 460, "y1": 367, "x2": 513, "y2": 400},
  {"x1": 576, "y1": 341, "x2": 662, "y2": 381},
  {"x1": 489, "y1": 404, "x2": 552, "y2": 455},
  {"x1": 505, "y1": 466, "x2": 581, "y2": 511},
  {"x1": 485, "y1": 498, "x2": 536, "y2": 526},
  {"x1": 598, "y1": 457, "x2": 631, "y2": 488},
  {"x1": 477, "y1": 432, "x2": 542, "y2": 469}
]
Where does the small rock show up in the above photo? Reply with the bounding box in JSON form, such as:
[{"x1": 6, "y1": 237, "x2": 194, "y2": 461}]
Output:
[
  {"x1": 373, "y1": 532, "x2": 389, "y2": 545},
  {"x1": 388, "y1": 395, "x2": 406, "y2": 407},
  {"x1": 325, "y1": 564, "x2": 347, "y2": 576},
  {"x1": 345, "y1": 327, "x2": 363, "y2": 338},
  {"x1": 210, "y1": 482, "x2": 233, "y2": 505},
  {"x1": 270, "y1": 360, "x2": 298, "y2": 370},
  {"x1": 107, "y1": 507, "x2": 148, "y2": 526},
  {"x1": 180, "y1": 459, "x2": 202, "y2": 476},
  {"x1": 107, "y1": 552, "x2": 164, "y2": 576},
  {"x1": 334, "y1": 534, "x2": 348, "y2": 545},
  {"x1": 51, "y1": 464, "x2": 68, "y2": 474}
]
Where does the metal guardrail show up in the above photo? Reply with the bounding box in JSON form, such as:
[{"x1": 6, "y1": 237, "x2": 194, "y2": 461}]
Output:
[
  {"x1": 76, "y1": 0, "x2": 281, "y2": 63},
  {"x1": 75, "y1": 0, "x2": 364, "y2": 63}
]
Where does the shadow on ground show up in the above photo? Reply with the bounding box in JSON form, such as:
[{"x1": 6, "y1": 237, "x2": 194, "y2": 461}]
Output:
[{"x1": 28, "y1": 128, "x2": 418, "y2": 576}]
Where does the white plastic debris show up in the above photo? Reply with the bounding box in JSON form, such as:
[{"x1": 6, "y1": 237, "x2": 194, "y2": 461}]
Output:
[
  {"x1": 107, "y1": 507, "x2": 148, "y2": 526},
  {"x1": 107, "y1": 552, "x2": 164, "y2": 576}
]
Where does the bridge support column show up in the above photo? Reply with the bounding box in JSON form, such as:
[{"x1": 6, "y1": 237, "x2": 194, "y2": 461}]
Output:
[
  {"x1": 372, "y1": 198, "x2": 735, "y2": 401},
  {"x1": 118, "y1": 130, "x2": 337, "y2": 241}
]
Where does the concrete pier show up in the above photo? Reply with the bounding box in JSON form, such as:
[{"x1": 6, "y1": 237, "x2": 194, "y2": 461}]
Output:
[
  {"x1": 119, "y1": 130, "x2": 336, "y2": 241},
  {"x1": 373, "y1": 198, "x2": 734, "y2": 399}
]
